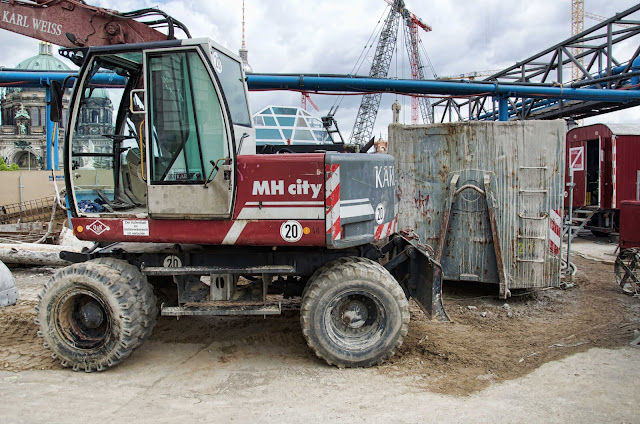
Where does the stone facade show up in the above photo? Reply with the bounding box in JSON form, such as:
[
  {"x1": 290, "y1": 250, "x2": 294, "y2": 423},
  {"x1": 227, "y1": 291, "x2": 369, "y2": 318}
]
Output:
[
  {"x1": 0, "y1": 89, "x2": 66, "y2": 169},
  {"x1": 0, "y1": 42, "x2": 113, "y2": 170}
]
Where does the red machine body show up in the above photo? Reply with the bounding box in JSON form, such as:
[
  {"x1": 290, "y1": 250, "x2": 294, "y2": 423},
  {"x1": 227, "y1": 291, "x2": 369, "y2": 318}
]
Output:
[
  {"x1": 619, "y1": 200, "x2": 640, "y2": 250},
  {"x1": 71, "y1": 154, "x2": 327, "y2": 246}
]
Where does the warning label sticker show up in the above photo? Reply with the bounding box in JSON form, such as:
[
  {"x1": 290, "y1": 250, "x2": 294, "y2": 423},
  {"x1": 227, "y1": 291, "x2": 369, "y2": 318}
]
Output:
[
  {"x1": 569, "y1": 146, "x2": 584, "y2": 171},
  {"x1": 123, "y1": 220, "x2": 149, "y2": 236}
]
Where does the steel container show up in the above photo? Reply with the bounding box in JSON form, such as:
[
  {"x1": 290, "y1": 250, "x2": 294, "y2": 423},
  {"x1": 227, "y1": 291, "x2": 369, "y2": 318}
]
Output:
[{"x1": 389, "y1": 120, "x2": 566, "y2": 296}]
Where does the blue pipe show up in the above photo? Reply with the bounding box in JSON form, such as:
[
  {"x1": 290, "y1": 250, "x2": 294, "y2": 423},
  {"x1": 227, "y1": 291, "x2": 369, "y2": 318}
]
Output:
[
  {"x1": 246, "y1": 74, "x2": 640, "y2": 102},
  {"x1": 0, "y1": 70, "x2": 124, "y2": 88},
  {"x1": 2, "y1": 71, "x2": 640, "y2": 102},
  {"x1": 498, "y1": 97, "x2": 509, "y2": 121},
  {"x1": 45, "y1": 87, "x2": 56, "y2": 170}
]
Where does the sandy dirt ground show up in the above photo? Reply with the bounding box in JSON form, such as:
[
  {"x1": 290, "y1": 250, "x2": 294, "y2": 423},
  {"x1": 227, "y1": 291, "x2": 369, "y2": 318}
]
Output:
[{"x1": 0, "y1": 252, "x2": 639, "y2": 422}]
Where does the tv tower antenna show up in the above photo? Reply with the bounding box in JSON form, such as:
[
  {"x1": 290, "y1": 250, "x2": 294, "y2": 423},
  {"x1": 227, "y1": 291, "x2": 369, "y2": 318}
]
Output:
[{"x1": 239, "y1": 0, "x2": 253, "y2": 73}]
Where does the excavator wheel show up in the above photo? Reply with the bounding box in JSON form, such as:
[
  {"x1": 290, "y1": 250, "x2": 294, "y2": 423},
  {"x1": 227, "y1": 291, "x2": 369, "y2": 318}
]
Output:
[
  {"x1": 0, "y1": 260, "x2": 18, "y2": 307},
  {"x1": 301, "y1": 257, "x2": 360, "y2": 300},
  {"x1": 300, "y1": 257, "x2": 409, "y2": 368},
  {"x1": 91, "y1": 257, "x2": 157, "y2": 349},
  {"x1": 35, "y1": 262, "x2": 144, "y2": 372}
]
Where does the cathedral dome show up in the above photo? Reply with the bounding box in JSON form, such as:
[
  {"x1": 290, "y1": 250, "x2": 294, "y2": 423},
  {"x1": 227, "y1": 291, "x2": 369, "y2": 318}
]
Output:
[{"x1": 15, "y1": 42, "x2": 71, "y2": 71}]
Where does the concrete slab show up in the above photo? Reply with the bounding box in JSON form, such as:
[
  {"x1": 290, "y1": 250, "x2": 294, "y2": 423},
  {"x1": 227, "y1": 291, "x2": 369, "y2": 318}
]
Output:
[
  {"x1": 0, "y1": 347, "x2": 638, "y2": 423},
  {"x1": 564, "y1": 234, "x2": 619, "y2": 265}
]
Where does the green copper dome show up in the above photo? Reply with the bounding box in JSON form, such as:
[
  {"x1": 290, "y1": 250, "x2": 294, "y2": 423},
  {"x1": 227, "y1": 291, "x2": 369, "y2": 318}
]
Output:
[
  {"x1": 16, "y1": 42, "x2": 71, "y2": 71},
  {"x1": 85, "y1": 87, "x2": 111, "y2": 100}
]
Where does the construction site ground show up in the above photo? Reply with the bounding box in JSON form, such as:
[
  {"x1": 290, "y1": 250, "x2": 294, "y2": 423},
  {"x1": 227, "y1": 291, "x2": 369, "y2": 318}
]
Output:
[{"x1": 0, "y1": 237, "x2": 638, "y2": 423}]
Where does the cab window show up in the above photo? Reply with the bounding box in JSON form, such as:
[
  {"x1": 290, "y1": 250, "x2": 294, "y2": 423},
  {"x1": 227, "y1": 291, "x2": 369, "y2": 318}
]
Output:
[{"x1": 148, "y1": 50, "x2": 228, "y2": 184}]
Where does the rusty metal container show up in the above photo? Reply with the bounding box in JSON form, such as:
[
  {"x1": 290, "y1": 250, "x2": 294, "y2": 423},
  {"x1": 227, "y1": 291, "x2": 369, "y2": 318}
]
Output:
[{"x1": 389, "y1": 120, "x2": 566, "y2": 296}]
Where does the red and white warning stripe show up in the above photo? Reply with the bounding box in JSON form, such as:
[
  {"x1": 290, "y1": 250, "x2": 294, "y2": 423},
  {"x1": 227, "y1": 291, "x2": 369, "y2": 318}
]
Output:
[
  {"x1": 325, "y1": 164, "x2": 341, "y2": 240},
  {"x1": 549, "y1": 209, "x2": 562, "y2": 255},
  {"x1": 374, "y1": 215, "x2": 397, "y2": 240}
]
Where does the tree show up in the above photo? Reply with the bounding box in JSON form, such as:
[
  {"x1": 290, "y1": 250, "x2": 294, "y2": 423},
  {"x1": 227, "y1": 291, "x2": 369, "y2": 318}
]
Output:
[{"x1": 0, "y1": 157, "x2": 19, "y2": 171}]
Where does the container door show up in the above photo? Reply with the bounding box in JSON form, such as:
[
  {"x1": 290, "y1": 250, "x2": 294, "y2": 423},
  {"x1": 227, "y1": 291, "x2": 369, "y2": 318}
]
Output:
[
  {"x1": 145, "y1": 48, "x2": 235, "y2": 219},
  {"x1": 585, "y1": 138, "x2": 600, "y2": 207},
  {"x1": 567, "y1": 141, "x2": 586, "y2": 208}
]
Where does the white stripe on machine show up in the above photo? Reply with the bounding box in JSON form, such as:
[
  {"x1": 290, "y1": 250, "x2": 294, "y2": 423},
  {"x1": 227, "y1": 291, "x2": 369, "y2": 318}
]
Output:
[
  {"x1": 237, "y1": 206, "x2": 324, "y2": 220},
  {"x1": 222, "y1": 220, "x2": 248, "y2": 245}
]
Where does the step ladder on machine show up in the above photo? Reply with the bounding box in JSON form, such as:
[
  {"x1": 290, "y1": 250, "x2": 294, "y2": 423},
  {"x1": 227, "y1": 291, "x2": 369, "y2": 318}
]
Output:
[{"x1": 562, "y1": 208, "x2": 596, "y2": 243}]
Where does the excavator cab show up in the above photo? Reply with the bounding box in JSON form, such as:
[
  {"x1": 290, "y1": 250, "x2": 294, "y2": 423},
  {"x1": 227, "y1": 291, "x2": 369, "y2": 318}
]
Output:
[{"x1": 62, "y1": 39, "x2": 254, "y2": 220}]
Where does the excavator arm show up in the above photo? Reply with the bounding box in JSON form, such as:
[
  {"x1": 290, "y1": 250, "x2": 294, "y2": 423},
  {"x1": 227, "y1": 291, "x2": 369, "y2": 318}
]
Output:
[{"x1": 0, "y1": 0, "x2": 190, "y2": 48}]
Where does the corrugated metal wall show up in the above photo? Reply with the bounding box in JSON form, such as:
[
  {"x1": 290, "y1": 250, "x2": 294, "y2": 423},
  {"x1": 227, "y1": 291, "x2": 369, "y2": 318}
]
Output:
[{"x1": 389, "y1": 120, "x2": 566, "y2": 294}]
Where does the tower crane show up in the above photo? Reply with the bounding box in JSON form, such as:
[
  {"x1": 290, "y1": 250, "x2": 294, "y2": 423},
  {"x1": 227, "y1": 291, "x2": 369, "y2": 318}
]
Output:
[
  {"x1": 436, "y1": 70, "x2": 501, "y2": 81},
  {"x1": 394, "y1": 0, "x2": 432, "y2": 126},
  {"x1": 585, "y1": 11, "x2": 635, "y2": 28},
  {"x1": 570, "y1": 2, "x2": 633, "y2": 83},
  {"x1": 349, "y1": 0, "x2": 432, "y2": 146},
  {"x1": 571, "y1": 0, "x2": 585, "y2": 82}
]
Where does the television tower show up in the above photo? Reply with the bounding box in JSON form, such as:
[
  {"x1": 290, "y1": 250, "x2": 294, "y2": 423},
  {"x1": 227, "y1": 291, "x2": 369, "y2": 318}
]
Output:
[{"x1": 239, "y1": 0, "x2": 253, "y2": 73}]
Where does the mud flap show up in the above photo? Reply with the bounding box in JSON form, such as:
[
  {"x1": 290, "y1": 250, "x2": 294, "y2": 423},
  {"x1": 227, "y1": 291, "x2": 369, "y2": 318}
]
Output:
[
  {"x1": 0, "y1": 260, "x2": 18, "y2": 307},
  {"x1": 385, "y1": 234, "x2": 449, "y2": 322}
]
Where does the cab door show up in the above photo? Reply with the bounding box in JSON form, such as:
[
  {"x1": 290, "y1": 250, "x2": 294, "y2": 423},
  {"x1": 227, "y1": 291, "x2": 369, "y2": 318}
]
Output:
[{"x1": 145, "y1": 47, "x2": 235, "y2": 219}]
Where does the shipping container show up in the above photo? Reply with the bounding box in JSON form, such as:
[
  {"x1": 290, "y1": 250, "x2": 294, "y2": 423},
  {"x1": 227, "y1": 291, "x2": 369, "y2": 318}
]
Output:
[
  {"x1": 389, "y1": 120, "x2": 566, "y2": 297},
  {"x1": 565, "y1": 124, "x2": 640, "y2": 235}
]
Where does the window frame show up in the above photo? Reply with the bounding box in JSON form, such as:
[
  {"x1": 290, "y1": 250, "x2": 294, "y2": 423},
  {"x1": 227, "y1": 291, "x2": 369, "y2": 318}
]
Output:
[{"x1": 143, "y1": 45, "x2": 236, "y2": 186}]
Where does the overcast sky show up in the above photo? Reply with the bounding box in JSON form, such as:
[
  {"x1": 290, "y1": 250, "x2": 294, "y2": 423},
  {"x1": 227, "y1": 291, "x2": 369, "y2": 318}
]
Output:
[{"x1": 1, "y1": 0, "x2": 639, "y2": 140}]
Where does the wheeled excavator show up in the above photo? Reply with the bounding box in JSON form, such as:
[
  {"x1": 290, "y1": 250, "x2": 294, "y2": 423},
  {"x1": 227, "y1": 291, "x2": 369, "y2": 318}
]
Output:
[{"x1": 0, "y1": 0, "x2": 447, "y2": 371}]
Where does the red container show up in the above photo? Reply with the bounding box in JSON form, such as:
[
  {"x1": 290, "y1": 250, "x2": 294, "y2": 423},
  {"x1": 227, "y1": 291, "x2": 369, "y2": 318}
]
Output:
[
  {"x1": 619, "y1": 200, "x2": 640, "y2": 250},
  {"x1": 565, "y1": 124, "x2": 640, "y2": 210},
  {"x1": 565, "y1": 124, "x2": 640, "y2": 234}
]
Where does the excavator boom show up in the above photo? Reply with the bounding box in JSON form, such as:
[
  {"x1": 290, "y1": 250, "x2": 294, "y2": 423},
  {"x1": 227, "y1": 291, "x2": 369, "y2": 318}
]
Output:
[{"x1": 0, "y1": 0, "x2": 187, "y2": 48}]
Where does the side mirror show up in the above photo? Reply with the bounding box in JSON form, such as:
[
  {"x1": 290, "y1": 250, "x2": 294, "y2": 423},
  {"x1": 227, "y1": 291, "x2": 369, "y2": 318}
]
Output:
[
  {"x1": 49, "y1": 81, "x2": 64, "y2": 123},
  {"x1": 130, "y1": 89, "x2": 146, "y2": 114}
]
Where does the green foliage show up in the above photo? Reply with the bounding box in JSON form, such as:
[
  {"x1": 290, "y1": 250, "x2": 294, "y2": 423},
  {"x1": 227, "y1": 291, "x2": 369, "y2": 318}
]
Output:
[{"x1": 0, "y1": 157, "x2": 20, "y2": 171}]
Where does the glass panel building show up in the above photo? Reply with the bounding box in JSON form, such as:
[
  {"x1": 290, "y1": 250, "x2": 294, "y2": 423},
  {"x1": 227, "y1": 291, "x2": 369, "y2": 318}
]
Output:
[{"x1": 253, "y1": 105, "x2": 331, "y2": 145}]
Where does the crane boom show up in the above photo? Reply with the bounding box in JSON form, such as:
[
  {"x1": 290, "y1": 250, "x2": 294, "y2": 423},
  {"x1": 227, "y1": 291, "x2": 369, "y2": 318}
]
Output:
[
  {"x1": 402, "y1": 15, "x2": 432, "y2": 124},
  {"x1": 0, "y1": 0, "x2": 189, "y2": 48},
  {"x1": 349, "y1": 0, "x2": 402, "y2": 146},
  {"x1": 350, "y1": 0, "x2": 432, "y2": 145}
]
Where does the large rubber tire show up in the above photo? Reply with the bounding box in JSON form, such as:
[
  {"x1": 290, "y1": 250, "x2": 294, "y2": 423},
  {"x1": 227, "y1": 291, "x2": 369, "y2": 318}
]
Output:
[
  {"x1": 35, "y1": 262, "x2": 144, "y2": 372},
  {"x1": 301, "y1": 257, "x2": 359, "y2": 300},
  {"x1": 300, "y1": 257, "x2": 409, "y2": 368},
  {"x1": 91, "y1": 258, "x2": 157, "y2": 349}
]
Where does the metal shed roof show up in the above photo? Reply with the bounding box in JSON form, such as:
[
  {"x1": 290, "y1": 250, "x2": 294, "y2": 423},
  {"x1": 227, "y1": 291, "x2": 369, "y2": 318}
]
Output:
[{"x1": 576, "y1": 123, "x2": 640, "y2": 136}]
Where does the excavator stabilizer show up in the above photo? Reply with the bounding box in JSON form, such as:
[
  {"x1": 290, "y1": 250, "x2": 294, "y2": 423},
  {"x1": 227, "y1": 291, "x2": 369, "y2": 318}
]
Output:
[
  {"x1": 386, "y1": 234, "x2": 449, "y2": 321},
  {"x1": 0, "y1": 260, "x2": 18, "y2": 307}
]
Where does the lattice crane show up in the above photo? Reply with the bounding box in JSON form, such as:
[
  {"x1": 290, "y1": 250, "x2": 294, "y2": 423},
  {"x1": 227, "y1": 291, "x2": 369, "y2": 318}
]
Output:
[
  {"x1": 571, "y1": 0, "x2": 585, "y2": 82},
  {"x1": 349, "y1": 0, "x2": 432, "y2": 146}
]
